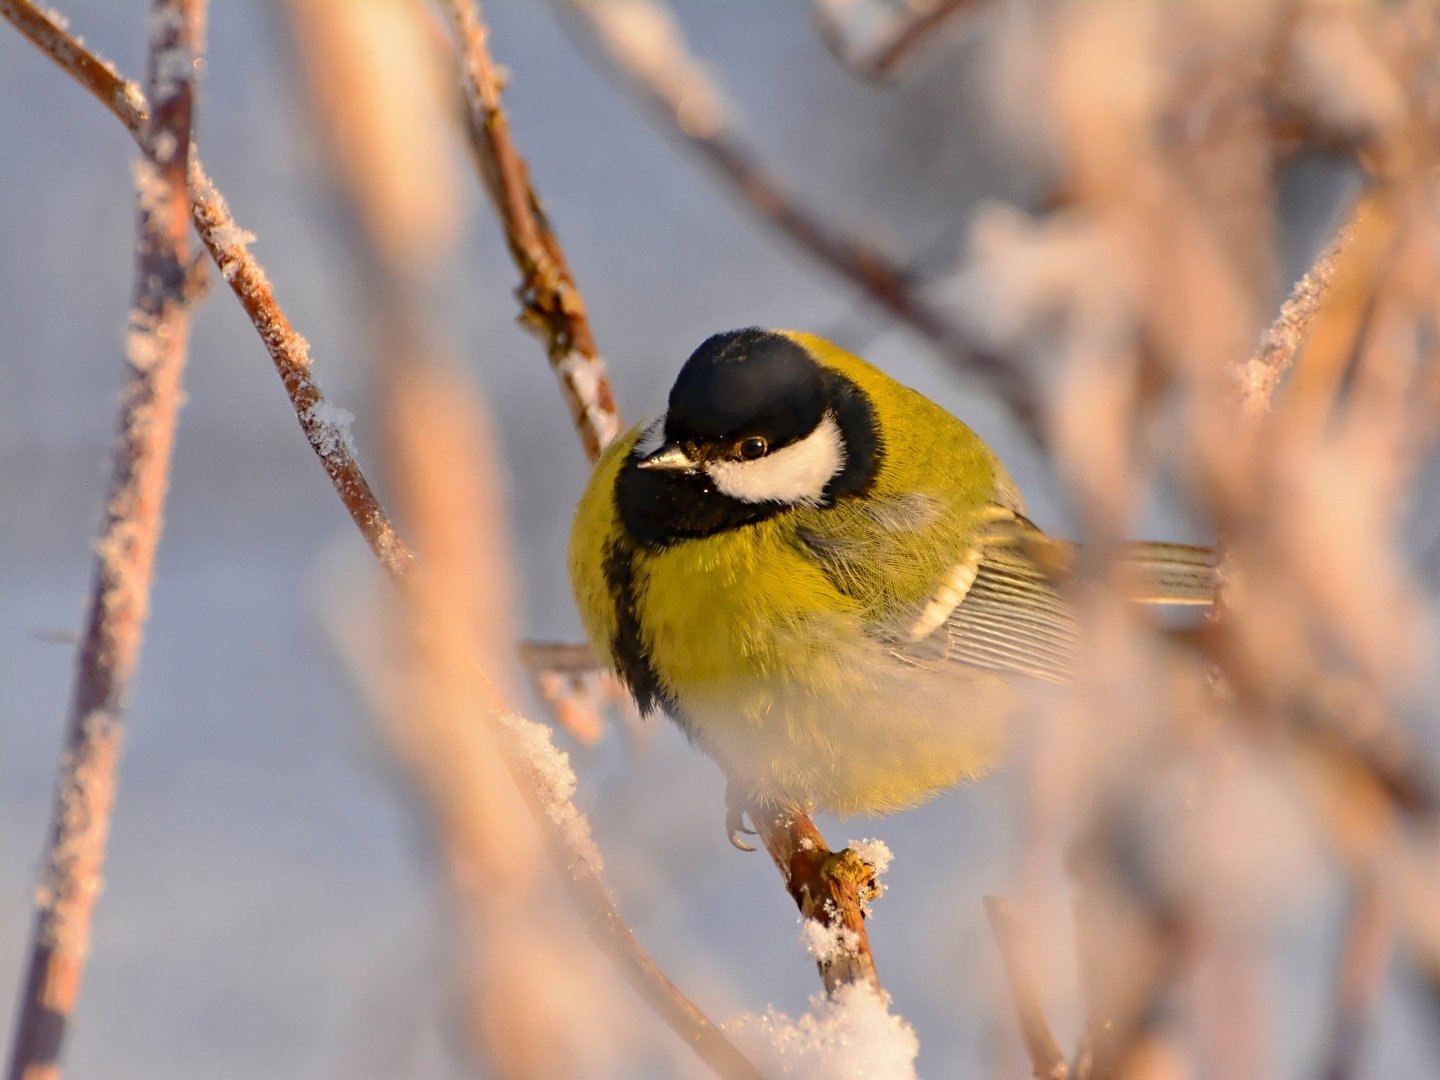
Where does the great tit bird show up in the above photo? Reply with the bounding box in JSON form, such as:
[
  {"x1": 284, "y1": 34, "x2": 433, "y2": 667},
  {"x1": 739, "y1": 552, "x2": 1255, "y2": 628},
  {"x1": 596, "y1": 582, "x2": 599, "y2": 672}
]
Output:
[{"x1": 570, "y1": 329, "x2": 1214, "y2": 831}]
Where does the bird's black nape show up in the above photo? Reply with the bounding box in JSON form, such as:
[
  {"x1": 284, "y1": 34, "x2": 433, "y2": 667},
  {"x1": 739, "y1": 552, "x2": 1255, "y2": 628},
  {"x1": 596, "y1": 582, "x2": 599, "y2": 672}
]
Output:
[{"x1": 665, "y1": 328, "x2": 827, "y2": 451}]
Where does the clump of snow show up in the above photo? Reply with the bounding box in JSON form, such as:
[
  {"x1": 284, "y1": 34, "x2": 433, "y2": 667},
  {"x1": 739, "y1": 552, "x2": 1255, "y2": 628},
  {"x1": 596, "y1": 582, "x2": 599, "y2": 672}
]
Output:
[
  {"x1": 496, "y1": 709, "x2": 604, "y2": 875},
  {"x1": 801, "y1": 917, "x2": 860, "y2": 966},
  {"x1": 555, "y1": 351, "x2": 623, "y2": 450},
  {"x1": 727, "y1": 982, "x2": 919, "y2": 1079},
  {"x1": 847, "y1": 837, "x2": 894, "y2": 878}
]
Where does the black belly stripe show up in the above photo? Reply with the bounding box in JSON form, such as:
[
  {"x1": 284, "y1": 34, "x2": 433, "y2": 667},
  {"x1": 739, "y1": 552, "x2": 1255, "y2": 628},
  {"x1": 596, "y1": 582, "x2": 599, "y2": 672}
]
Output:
[{"x1": 601, "y1": 538, "x2": 675, "y2": 718}]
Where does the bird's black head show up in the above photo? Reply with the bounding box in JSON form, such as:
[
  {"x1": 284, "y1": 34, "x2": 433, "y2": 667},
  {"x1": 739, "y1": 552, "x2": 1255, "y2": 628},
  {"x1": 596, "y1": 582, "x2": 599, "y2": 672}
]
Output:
[{"x1": 615, "y1": 329, "x2": 881, "y2": 548}]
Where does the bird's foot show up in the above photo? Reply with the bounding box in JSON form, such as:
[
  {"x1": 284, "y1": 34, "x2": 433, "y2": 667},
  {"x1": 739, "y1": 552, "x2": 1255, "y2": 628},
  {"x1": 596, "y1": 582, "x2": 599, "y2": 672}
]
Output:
[{"x1": 724, "y1": 781, "x2": 758, "y2": 852}]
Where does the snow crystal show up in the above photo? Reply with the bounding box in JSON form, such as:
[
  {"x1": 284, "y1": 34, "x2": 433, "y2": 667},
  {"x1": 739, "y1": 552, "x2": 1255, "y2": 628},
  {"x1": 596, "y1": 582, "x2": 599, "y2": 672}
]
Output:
[
  {"x1": 302, "y1": 401, "x2": 357, "y2": 462},
  {"x1": 801, "y1": 917, "x2": 861, "y2": 966},
  {"x1": 727, "y1": 982, "x2": 920, "y2": 1079}
]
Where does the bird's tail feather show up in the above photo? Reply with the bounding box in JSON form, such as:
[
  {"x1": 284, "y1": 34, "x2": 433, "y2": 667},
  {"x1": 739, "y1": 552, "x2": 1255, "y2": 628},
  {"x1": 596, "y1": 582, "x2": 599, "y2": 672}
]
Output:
[{"x1": 1118, "y1": 542, "x2": 1217, "y2": 605}]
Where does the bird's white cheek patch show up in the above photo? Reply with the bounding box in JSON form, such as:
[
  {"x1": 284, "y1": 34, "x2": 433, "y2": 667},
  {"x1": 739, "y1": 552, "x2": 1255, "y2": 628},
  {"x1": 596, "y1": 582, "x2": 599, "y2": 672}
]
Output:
[{"x1": 707, "y1": 414, "x2": 845, "y2": 506}]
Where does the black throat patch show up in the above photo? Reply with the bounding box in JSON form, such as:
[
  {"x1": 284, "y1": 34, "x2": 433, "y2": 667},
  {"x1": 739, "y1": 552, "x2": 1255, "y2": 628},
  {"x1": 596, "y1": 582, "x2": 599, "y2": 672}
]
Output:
[{"x1": 600, "y1": 538, "x2": 674, "y2": 718}]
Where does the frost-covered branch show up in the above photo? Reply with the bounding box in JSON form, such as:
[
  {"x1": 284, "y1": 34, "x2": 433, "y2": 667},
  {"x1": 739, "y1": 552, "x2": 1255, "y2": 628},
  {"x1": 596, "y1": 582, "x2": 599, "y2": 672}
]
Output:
[
  {"x1": 4, "y1": 3, "x2": 203, "y2": 1077},
  {"x1": 0, "y1": 0, "x2": 413, "y2": 578},
  {"x1": 1237, "y1": 205, "x2": 1357, "y2": 420},
  {"x1": 439, "y1": 0, "x2": 622, "y2": 464}
]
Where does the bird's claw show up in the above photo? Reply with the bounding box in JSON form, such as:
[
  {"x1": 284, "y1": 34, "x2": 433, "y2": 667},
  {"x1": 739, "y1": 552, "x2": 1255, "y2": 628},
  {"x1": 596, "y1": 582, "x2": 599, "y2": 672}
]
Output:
[{"x1": 725, "y1": 782, "x2": 758, "y2": 852}]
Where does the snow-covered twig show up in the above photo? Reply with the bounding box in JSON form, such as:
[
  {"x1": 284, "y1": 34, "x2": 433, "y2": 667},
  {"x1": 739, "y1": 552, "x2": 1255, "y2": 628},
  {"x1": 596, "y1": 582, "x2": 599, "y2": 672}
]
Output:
[
  {"x1": 0, "y1": 0, "x2": 413, "y2": 579},
  {"x1": 4, "y1": 3, "x2": 203, "y2": 1077},
  {"x1": 440, "y1": 0, "x2": 622, "y2": 463},
  {"x1": 1237, "y1": 207, "x2": 1357, "y2": 420}
]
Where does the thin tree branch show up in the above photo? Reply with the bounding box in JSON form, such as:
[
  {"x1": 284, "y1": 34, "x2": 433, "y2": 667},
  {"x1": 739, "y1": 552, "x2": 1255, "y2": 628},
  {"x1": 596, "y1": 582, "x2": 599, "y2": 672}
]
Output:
[
  {"x1": 984, "y1": 896, "x2": 1070, "y2": 1080},
  {"x1": 3, "y1": 7, "x2": 758, "y2": 1076},
  {"x1": 811, "y1": 0, "x2": 989, "y2": 80},
  {"x1": 5, "y1": 3, "x2": 203, "y2": 1077},
  {"x1": 556, "y1": 0, "x2": 1038, "y2": 434},
  {"x1": 439, "y1": 0, "x2": 622, "y2": 464}
]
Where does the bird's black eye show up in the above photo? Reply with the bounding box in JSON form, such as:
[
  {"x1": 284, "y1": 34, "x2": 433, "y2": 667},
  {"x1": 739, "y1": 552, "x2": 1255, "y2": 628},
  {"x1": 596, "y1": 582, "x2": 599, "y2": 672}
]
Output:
[{"x1": 739, "y1": 436, "x2": 768, "y2": 460}]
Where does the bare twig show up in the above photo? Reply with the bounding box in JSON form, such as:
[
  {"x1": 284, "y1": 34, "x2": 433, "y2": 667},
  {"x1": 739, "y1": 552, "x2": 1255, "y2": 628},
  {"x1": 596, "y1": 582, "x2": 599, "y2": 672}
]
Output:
[
  {"x1": 983, "y1": 896, "x2": 1069, "y2": 1080},
  {"x1": 556, "y1": 0, "x2": 1037, "y2": 433},
  {"x1": 439, "y1": 0, "x2": 621, "y2": 464},
  {"x1": 4, "y1": 3, "x2": 203, "y2": 1077},
  {"x1": 4, "y1": 7, "x2": 757, "y2": 1076},
  {"x1": 811, "y1": 0, "x2": 989, "y2": 80},
  {"x1": 1323, "y1": 868, "x2": 1393, "y2": 1080},
  {"x1": 518, "y1": 642, "x2": 642, "y2": 747},
  {"x1": 750, "y1": 808, "x2": 882, "y2": 993}
]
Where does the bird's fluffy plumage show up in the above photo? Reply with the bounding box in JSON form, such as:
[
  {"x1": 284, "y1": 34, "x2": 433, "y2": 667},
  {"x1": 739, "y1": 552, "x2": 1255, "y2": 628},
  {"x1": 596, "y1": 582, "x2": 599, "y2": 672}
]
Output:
[{"x1": 569, "y1": 329, "x2": 1213, "y2": 815}]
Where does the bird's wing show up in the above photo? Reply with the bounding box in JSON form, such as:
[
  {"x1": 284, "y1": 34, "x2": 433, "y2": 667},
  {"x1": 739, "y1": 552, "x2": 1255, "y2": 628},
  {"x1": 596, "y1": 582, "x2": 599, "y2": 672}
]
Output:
[
  {"x1": 893, "y1": 515, "x2": 1217, "y2": 684},
  {"x1": 894, "y1": 530, "x2": 1079, "y2": 683}
]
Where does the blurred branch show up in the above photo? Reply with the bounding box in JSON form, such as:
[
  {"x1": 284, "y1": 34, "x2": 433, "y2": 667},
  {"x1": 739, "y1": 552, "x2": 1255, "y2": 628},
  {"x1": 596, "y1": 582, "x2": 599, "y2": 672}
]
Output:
[
  {"x1": 6, "y1": 7, "x2": 757, "y2": 1076},
  {"x1": 811, "y1": 0, "x2": 988, "y2": 80},
  {"x1": 556, "y1": 0, "x2": 1039, "y2": 435},
  {"x1": 4, "y1": 2, "x2": 203, "y2": 1077},
  {"x1": 984, "y1": 896, "x2": 1069, "y2": 1080},
  {"x1": 518, "y1": 642, "x2": 642, "y2": 748},
  {"x1": 439, "y1": 0, "x2": 622, "y2": 464},
  {"x1": 1237, "y1": 208, "x2": 1356, "y2": 420},
  {"x1": 1324, "y1": 867, "x2": 1393, "y2": 1080}
]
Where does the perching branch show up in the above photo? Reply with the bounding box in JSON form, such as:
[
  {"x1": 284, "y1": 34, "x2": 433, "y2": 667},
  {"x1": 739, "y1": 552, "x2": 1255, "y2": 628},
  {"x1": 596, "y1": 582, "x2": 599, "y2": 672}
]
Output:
[
  {"x1": 751, "y1": 808, "x2": 882, "y2": 994},
  {"x1": 3, "y1": 6, "x2": 756, "y2": 1076},
  {"x1": 4, "y1": 2, "x2": 204, "y2": 1077},
  {"x1": 439, "y1": 0, "x2": 622, "y2": 464},
  {"x1": 555, "y1": 0, "x2": 1039, "y2": 435}
]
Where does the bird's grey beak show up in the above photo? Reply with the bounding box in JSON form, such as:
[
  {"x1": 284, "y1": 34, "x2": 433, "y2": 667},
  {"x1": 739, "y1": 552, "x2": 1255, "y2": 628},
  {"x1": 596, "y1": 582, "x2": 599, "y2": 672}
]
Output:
[{"x1": 637, "y1": 442, "x2": 699, "y2": 472}]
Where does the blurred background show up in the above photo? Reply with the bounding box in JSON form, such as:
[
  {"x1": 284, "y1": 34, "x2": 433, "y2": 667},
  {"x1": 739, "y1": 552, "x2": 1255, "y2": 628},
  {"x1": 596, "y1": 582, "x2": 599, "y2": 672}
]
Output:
[{"x1": 1, "y1": 1, "x2": 1435, "y2": 1077}]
